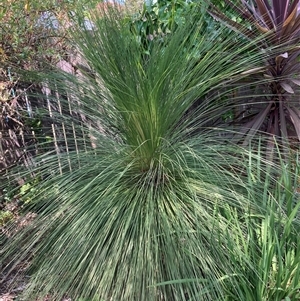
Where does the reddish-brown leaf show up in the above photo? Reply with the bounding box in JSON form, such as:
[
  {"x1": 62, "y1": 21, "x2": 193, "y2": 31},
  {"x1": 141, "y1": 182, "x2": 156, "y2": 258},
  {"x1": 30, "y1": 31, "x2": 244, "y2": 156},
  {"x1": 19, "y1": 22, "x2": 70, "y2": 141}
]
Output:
[
  {"x1": 256, "y1": 0, "x2": 275, "y2": 29},
  {"x1": 279, "y1": 101, "x2": 288, "y2": 138},
  {"x1": 275, "y1": 52, "x2": 288, "y2": 64},
  {"x1": 284, "y1": 62, "x2": 300, "y2": 75},
  {"x1": 242, "y1": 102, "x2": 273, "y2": 146},
  {"x1": 282, "y1": 4, "x2": 299, "y2": 36},
  {"x1": 281, "y1": 82, "x2": 295, "y2": 93},
  {"x1": 290, "y1": 78, "x2": 300, "y2": 86},
  {"x1": 272, "y1": 0, "x2": 289, "y2": 25},
  {"x1": 288, "y1": 16, "x2": 300, "y2": 39},
  {"x1": 286, "y1": 106, "x2": 300, "y2": 141}
]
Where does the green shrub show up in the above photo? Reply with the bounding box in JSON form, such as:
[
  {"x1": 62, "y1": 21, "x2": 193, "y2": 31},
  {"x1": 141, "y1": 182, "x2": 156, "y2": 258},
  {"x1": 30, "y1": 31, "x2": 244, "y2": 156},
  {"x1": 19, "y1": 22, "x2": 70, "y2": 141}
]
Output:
[
  {"x1": 0, "y1": 0, "x2": 100, "y2": 69},
  {"x1": 130, "y1": 0, "x2": 217, "y2": 55},
  {"x1": 0, "y1": 210, "x2": 14, "y2": 227}
]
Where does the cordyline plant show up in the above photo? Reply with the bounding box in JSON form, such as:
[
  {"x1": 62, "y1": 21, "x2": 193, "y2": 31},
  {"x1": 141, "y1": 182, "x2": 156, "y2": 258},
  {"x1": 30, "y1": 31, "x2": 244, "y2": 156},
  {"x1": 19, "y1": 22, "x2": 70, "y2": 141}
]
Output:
[
  {"x1": 209, "y1": 0, "x2": 300, "y2": 147},
  {"x1": 0, "y1": 5, "x2": 273, "y2": 301}
]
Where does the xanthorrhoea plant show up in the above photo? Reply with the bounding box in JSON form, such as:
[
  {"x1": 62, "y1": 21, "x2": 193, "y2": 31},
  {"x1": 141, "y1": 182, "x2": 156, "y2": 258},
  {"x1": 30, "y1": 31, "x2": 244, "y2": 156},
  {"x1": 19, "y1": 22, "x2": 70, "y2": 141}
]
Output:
[
  {"x1": 1, "y1": 6, "x2": 271, "y2": 301},
  {"x1": 209, "y1": 0, "x2": 300, "y2": 146}
]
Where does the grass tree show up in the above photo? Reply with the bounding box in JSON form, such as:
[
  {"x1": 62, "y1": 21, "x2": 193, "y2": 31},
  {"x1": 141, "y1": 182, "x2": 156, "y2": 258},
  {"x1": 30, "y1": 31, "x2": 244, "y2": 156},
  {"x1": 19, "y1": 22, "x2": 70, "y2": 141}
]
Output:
[{"x1": 1, "y1": 4, "x2": 275, "y2": 301}]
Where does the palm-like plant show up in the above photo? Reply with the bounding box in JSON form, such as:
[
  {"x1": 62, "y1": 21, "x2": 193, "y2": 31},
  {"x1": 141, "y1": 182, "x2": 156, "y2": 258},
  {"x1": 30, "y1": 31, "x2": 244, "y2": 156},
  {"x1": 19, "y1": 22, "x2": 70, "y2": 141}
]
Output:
[
  {"x1": 1, "y1": 6, "x2": 271, "y2": 301},
  {"x1": 209, "y1": 0, "x2": 300, "y2": 146}
]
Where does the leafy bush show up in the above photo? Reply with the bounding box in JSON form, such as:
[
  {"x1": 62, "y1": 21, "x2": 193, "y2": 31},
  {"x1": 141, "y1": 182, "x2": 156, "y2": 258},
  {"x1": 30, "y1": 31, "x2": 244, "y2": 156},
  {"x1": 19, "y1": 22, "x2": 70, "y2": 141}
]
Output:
[
  {"x1": 0, "y1": 0, "x2": 100, "y2": 171},
  {"x1": 0, "y1": 210, "x2": 14, "y2": 227},
  {"x1": 130, "y1": 0, "x2": 218, "y2": 55},
  {"x1": 0, "y1": 0, "x2": 103, "y2": 69},
  {"x1": 1, "y1": 0, "x2": 61, "y2": 68}
]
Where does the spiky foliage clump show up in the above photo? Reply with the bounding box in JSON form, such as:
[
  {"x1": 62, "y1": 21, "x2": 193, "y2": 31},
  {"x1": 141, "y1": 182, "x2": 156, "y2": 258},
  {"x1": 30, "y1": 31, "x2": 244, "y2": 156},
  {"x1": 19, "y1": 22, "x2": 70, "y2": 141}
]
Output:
[
  {"x1": 1, "y1": 5, "x2": 272, "y2": 301},
  {"x1": 209, "y1": 0, "x2": 300, "y2": 146},
  {"x1": 220, "y1": 147, "x2": 300, "y2": 301},
  {"x1": 165, "y1": 144, "x2": 300, "y2": 301}
]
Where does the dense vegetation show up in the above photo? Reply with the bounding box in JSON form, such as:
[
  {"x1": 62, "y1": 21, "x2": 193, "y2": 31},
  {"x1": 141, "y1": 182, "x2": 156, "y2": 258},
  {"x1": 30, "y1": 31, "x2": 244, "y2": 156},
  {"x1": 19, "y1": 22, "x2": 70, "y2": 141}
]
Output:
[{"x1": 1, "y1": 1, "x2": 300, "y2": 300}]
